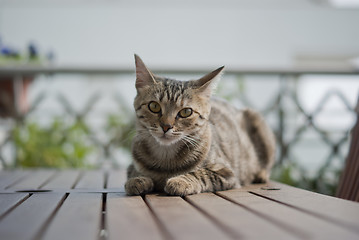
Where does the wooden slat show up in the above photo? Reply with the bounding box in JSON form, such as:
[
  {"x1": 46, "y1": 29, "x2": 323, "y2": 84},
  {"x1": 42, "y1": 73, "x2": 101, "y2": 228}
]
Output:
[
  {"x1": 41, "y1": 193, "x2": 102, "y2": 240},
  {"x1": 186, "y1": 192, "x2": 301, "y2": 240},
  {"x1": 145, "y1": 194, "x2": 231, "y2": 240},
  {"x1": 1, "y1": 170, "x2": 359, "y2": 240},
  {"x1": 336, "y1": 96, "x2": 359, "y2": 201},
  {"x1": 74, "y1": 171, "x2": 104, "y2": 189},
  {"x1": 251, "y1": 182, "x2": 359, "y2": 233},
  {"x1": 107, "y1": 193, "x2": 163, "y2": 240},
  {"x1": 0, "y1": 193, "x2": 29, "y2": 217},
  {"x1": 106, "y1": 169, "x2": 126, "y2": 191},
  {"x1": 7, "y1": 170, "x2": 57, "y2": 190},
  {"x1": 0, "y1": 193, "x2": 65, "y2": 240},
  {"x1": 41, "y1": 170, "x2": 80, "y2": 189},
  {"x1": 217, "y1": 188, "x2": 359, "y2": 239},
  {"x1": 0, "y1": 171, "x2": 30, "y2": 190},
  {"x1": 347, "y1": 142, "x2": 359, "y2": 200}
]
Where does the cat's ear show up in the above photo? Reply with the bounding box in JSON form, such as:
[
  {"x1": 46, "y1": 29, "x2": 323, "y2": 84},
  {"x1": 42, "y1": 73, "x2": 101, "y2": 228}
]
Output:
[
  {"x1": 134, "y1": 54, "x2": 157, "y2": 89},
  {"x1": 195, "y1": 66, "x2": 224, "y2": 97}
]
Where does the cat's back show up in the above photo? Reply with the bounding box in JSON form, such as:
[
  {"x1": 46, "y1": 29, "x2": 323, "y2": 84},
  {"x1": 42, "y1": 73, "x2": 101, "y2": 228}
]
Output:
[
  {"x1": 209, "y1": 98, "x2": 242, "y2": 129},
  {"x1": 208, "y1": 98, "x2": 248, "y2": 151},
  {"x1": 209, "y1": 97, "x2": 273, "y2": 141},
  {"x1": 209, "y1": 97, "x2": 268, "y2": 151}
]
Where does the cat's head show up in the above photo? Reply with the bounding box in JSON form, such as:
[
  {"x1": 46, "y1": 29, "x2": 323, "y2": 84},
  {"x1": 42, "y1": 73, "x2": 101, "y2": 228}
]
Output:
[{"x1": 133, "y1": 54, "x2": 224, "y2": 146}]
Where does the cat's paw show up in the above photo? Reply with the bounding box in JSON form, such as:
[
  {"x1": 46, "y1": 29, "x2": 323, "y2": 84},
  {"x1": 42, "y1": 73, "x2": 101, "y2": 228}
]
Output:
[
  {"x1": 164, "y1": 176, "x2": 200, "y2": 196},
  {"x1": 125, "y1": 177, "x2": 154, "y2": 195}
]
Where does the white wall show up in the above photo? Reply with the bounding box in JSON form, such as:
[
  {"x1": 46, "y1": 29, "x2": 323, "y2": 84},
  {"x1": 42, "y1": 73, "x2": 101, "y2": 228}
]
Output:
[{"x1": 0, "y1": 0, "x2": 359, "y2": 69}]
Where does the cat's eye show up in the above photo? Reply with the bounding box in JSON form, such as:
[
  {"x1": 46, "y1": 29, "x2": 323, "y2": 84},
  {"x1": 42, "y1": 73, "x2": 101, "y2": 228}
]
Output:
[
  {"x1": 148, "y1": 101, "x2": 161, "y2": 113},
  {"x1": 178, "y1": 108, "x2": 193, "y2": 118}
]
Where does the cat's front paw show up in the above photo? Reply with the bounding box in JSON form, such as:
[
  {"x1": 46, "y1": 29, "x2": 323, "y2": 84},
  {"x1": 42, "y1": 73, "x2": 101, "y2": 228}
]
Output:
[
  {"x1": 164, "y1": 176, "x2": 201, "y2": 196},
  {"x1": 125, "y1": 177, "x2": 154, "y2": 195}
]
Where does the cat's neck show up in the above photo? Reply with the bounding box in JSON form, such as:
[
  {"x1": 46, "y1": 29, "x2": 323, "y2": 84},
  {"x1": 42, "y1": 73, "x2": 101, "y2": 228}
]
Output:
[
  {"x1": 148, "y1": 136, "x2": 188, "y2": 160},
  {"x1": 146, "y1": 124, "x2": 211, "y2": 162},
  {"x1": 132, "y1": 124, "x2": 211, "y2": 176}
]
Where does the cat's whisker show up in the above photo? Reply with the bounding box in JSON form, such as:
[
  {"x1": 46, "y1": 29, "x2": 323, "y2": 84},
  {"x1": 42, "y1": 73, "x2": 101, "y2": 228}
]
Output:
[
  {"x1": 181, "y1": 139, "x2": 193, "y2": 150},
  {"x1": 188, "y1": 135, "x2": 201, "y2": 140},
  {"x1": 181, "y1": 138, "x2": 191, "y2": 150},
  {"x1": 182, "y1": 135, "x2": 200, "y2": 148},
  {"x1": 185, "y1": 135, "x2": 199, "y2": 142}
]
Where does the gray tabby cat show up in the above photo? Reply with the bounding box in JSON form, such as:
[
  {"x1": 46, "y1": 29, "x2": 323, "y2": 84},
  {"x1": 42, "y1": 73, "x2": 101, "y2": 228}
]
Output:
[{"x1": 125, "y1": 55, "x2": 276, "y2": 196}]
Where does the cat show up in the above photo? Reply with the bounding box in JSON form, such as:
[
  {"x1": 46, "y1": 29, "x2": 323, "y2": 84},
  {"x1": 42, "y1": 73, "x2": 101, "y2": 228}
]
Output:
[{"x1": 125, "y1": 55, "x2": 276, "y2": 196}]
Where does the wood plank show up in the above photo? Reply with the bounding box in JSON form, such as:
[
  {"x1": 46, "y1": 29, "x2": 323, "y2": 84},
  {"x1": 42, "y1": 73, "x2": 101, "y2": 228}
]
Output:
[
  {"x1": 0, "y1": 193, "x2": 65, "y2": 240},
  {"x1": 251, "y1": 182, "x2": 359, "y2": 233},
  {"x1": 0, "y1": 193, "x2": 29, "y2": 217},
  {"x1": 0, "y1": 171, "x2": 30, "y2": 190},
  {"x1": 41, "y1": 193, "x2": 102, "y2": 240},
  {"x1": 217, "y1": 188, "x2": 359, "y2": 239},
  {"x1": 186, "y1": 192, "x2": 300, "y2": 240},
  {"x1": 74, "y1": 171, "x2": 104, "y2": 189},
  {"x1": 41, "y1": 170, "x2": 80, "y2": 189},
  {"x1": 145, "y1": 194, "x2": 231, "y2": 240},
  {"x1": 107, "y1": 193, "x2": 163, "y2": 240},
  {"x1": 336, "y1": 102, "x2": 359, "y2": 201},
  {"x1": 7, "y1": 169, "x2": 57, "y2": 190},
  {"x1": 106, "y1": 169, "x2": 126, "y2": 191}
]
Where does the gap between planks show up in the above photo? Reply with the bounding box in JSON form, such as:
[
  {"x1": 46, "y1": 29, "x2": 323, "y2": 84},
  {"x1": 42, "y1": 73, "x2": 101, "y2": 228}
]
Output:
[
  {"x1": 100, "y1": 193, "x2": 107, "y2": 240},
  {"x1": 0, "y1": 193, "x2": 31, "y2": 221},
  {"x1": 213, "y1": 191, "x2": 309, "y2": 239},
  {"x1": 142, "y1": 195, "x2": 173, "y2": 240},
  {"x1": 33, "y1": 193, "x2": 70, "y2": 240},
  {"x1": 182, "y1": 195, "x2": 241, "y2": 240}
]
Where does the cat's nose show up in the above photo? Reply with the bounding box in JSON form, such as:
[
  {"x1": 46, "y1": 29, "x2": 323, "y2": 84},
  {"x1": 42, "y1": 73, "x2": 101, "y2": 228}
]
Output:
[{"x1": 161, "y1": 124, "x2": 173, "y2": 133}]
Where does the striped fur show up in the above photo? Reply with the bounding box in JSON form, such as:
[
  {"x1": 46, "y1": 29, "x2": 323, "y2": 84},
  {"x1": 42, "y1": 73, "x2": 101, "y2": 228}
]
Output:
[{"x1": 125, "y1": 55, "x2": 276, "y2": 196}]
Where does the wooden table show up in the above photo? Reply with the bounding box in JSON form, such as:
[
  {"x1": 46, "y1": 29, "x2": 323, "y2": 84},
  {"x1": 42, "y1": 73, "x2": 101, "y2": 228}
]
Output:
[{"x1": 0, "y1": 170, "x2": 358, "y2": 240}]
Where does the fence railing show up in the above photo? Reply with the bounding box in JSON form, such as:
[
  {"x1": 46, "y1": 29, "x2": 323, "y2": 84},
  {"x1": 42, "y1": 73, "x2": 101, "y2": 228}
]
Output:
[{"x1": 0, "y1": 65, "x2": 358, "y2": 195}]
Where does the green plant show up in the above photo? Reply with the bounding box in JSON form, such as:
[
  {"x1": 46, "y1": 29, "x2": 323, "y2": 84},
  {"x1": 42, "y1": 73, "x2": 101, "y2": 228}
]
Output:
[
  {"x1": 270, "y1": 161, "x2": 342, "y2": 196},
  {"x1": 12, "y1": 118, "x2": 95, "y2": 168},
  {"x1": 105, "y1": 113, "x2": 135, "y2": 151}
]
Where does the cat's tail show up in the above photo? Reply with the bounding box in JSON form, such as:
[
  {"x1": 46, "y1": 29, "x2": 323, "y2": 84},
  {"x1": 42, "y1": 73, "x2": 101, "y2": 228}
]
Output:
[{"x1": 241, "y1": 109, "x2": 276, "y2": 183}]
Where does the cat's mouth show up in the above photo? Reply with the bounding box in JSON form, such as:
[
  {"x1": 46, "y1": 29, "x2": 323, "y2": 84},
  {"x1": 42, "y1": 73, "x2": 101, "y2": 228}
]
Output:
[{"x1": 153, "y1": 133, "x2": 182, "y2": 146}]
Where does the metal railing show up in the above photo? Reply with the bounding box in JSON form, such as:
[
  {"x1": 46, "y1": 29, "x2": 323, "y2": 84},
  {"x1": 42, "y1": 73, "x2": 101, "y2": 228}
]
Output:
[{"x1": 1, "y1": 65, "x2": 358, "y2": 195}]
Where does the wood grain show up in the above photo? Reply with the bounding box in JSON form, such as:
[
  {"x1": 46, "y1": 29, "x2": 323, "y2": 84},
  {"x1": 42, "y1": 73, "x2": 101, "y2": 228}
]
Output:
[
  {"x1": 0, "y1": 193, "x2": 29, "y2": 217},
  {"x1": 0, "y1": 193, "x2": 65, "y2": 240},
  {"x1": 1, "y1": 171, "x2": 358, "y2": 240},
  {"x1": 107, "y1": 193, "x2": 163, "y2": 240},
  {"x1": 187, "y1": 192, "x2": 300, "y2": 240},
  {"x1": 251, "y1": 181, "x2": 359, "y2": 233},
  {"x1": 145, "y1": 194, "x2": 230, "y2": 240},
  {"x1": 106, "y1": 169, "x2": 126, "y2": 190},
  {"x1": 74, "y1": 170, "x2": 104, "y2": 189},
  {"x1": 0, "y1": 170, "x2": 30, "y2": 189},
  {"x1": 6, "y1": 169, "x2": 56, "y2": 190},
  {"x1": 41, "y1": 193, "x2": 102, "y2": 240},
  {"x1": 41, "y1": 170, "x2": 80, "y2": 189},
  {"x1": 218, "y1": 188, "x2": 359, "y2": 239}
]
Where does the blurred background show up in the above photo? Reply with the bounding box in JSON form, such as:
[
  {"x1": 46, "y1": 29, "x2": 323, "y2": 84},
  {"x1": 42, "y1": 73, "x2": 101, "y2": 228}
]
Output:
[{"x1": 0, "y1": 0, "x2": 359, "y2": 196}]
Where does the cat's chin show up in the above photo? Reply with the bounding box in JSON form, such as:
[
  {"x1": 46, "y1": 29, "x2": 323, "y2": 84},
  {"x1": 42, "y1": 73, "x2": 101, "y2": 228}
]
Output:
[{"x1": 154, "y1": 135, "x2": 181, "y2": 146}]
